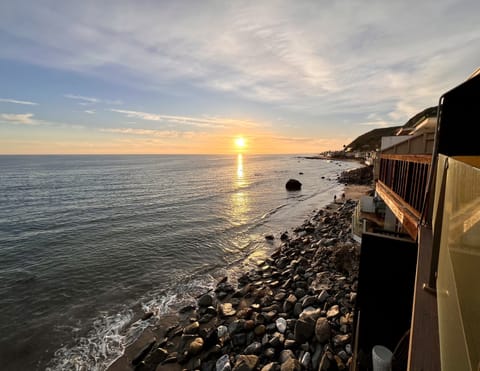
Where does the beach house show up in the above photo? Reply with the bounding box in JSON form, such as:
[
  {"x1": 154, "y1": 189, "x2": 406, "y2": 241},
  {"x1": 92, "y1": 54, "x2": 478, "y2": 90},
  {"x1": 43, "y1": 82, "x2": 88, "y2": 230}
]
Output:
[{"x1": 352, "y1": 68, "x2": 480, "y2": 370}]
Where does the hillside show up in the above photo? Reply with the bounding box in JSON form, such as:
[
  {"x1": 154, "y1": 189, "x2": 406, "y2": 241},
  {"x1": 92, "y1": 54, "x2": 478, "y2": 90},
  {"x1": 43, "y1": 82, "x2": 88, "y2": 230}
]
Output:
[
  {"x1": 345, "y1": 106, "x2": 438, "y2": 152},
  {"x1": 345, "y1": 126, "x2": 401, "y2": 152}
]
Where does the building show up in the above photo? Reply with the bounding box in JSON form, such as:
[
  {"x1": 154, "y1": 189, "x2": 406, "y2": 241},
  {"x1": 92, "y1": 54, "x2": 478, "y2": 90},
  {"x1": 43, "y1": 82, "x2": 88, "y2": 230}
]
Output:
[{"x1": 352, "y1": 70, "x2": 480, "y2": 370}]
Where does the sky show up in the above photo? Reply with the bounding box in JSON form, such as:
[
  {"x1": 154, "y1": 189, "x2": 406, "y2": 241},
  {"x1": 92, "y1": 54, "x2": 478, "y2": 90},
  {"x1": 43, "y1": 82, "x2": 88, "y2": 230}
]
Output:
[{"x1": 0, "y1": 0, "x2": 479, "y2": 154}]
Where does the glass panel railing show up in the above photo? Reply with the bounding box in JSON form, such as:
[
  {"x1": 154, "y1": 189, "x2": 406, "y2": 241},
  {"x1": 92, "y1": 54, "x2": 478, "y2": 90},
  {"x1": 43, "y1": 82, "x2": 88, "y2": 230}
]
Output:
[{"x1": 436, "y1": 155, "x2": 480, "y2": 370}]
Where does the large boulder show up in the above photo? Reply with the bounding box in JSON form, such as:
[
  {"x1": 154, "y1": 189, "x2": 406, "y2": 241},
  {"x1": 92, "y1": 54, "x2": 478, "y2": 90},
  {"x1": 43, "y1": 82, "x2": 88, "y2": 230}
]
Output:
[{"x1": 285, "y1": 179, "x2": 302, "y2": 191}]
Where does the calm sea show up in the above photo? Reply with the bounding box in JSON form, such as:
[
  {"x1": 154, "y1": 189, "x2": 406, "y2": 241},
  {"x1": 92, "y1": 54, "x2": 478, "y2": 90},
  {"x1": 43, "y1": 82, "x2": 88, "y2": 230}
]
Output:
[{"x1": 0, "y1": 155, "x2": 359, "y2": 370}]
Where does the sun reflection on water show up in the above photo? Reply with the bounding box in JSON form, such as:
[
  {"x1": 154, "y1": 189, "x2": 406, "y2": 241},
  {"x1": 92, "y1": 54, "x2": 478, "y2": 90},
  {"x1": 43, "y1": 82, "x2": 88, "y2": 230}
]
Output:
[{"x1": 231, "y1": 154, "x2": 249, "y2": 225}]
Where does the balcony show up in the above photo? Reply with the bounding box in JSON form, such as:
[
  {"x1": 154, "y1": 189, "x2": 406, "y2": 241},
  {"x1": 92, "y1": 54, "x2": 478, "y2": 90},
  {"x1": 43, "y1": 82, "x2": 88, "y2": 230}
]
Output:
[{"x1": 376, "y1": 153, "x2": 431, "y2": 240}]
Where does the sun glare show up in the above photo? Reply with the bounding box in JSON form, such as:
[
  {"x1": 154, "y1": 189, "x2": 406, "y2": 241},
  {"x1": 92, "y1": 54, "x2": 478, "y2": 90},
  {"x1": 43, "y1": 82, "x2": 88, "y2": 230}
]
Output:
[{"x1": 235, "y1": 136, "x2": 246, "y2": 149}]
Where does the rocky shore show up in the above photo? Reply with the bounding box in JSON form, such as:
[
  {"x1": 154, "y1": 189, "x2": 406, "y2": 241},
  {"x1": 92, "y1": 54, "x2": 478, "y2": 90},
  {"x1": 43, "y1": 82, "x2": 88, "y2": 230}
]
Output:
[{"x1": 109, "y1": 194, "x2": 364, "y2": 371}]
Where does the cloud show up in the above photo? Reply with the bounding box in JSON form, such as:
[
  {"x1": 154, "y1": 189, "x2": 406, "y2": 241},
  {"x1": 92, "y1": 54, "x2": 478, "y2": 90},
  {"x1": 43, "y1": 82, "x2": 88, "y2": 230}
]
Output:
[
  {"x1": 0, "y1": 98, "x2": 38, "y2": 105},
  {"x1": 84, "y1": 110, "x2": 95, "y2": 114},
  {"x1": 101, "y1": 128, "x2": 183, "y2": 138},
  {"x1": 0, "y1": 0, "x2": 478, "y2": 129},
  {"x1": 65, "y1": 94, "x2": 122, "y2": 105},
  {"x1": 110, "y1": 109, "x2": 259, "y2": 129},
  {"x1": 0, "y1": 113, "x2": 35, "y2": 124}
]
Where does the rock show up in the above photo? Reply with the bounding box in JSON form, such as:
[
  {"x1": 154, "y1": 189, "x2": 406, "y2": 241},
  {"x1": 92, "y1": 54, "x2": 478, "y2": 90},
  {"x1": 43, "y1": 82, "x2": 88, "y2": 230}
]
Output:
[
  {"x1": 276, "y1": 318, "x2": 287, "y2": 333},
  {"x1": 317, "y1": 290, "x2": 329, "y2": 303},
  {"x1": 315, "y1": 317, "x2": 331, "y2": 343},
  {"x1": 254, "y1": 324, "x2": 266, "y2": 336},
  {"x1": 294, "y1": 319, "x2": 314, "y2": 343},
  {"x1": 244, "y1": 342, "x2": 262, "y2": 355},
  {"x1": 264, "y1": 347, "x2": 276, "y2": 359},
  {"x1": 183, "y1": 321, "x2": 200, "y2": 334},
  {"x1": 217, "y1": 325, "x2": 228, "y2": 338},
  {"x1": 188, "y1": 337, "x2": 204, "y2": 355},
  {"x1": 299, "y1": 307, "x2": 322, "y2": 323},
  {"x1": 279, "y1": 349, "x2": 295, "y2": 363},
  {"x1": 332, "y1": 334, "x2": 350, "y2": 346},
  {"x1": 280, "y1": 232, "x2": 289, "y2": 241},
  {"x1": 198, "y1": 294, "x2": 214, "y2": 307},
  {"x1": 216, "y1": 354, "x2": 231, "y2": 371},
  {"x1": 280, "y1": 358, "x2": 301, "y2": 371},
  {"x1": 285, "y1": 179, "x2": 302, "y2": 191},
  {"x1": 220, "y1": 303, "x2": 237, "y2": 317},
  {"x1": 141, "y1": 312, "x2": 154, "y2": 321},
  {"x1": 261, "y1": 362, "x2": 278, "y2": 371},
  {"x1": 265, "y1": 234, "x2": 275, "y2": 240},
  {"x1": 326, "y1": 305, "x2": 340, "y2": 319},
  {"x1": 283, "y1": 294, "x2": 297, "y2": 313},
  {"x1": 232, "y1": 355, "x2": 259, "y2": 371},
  {"x1": 300, "y1": 352, "x2": 311, "y2": 369}
]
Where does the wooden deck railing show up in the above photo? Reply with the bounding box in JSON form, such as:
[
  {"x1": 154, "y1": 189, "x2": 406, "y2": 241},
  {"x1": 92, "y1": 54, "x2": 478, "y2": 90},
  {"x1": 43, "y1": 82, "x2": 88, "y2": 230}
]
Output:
[{"x1": 377, "y1": 154, "x2": 432, "y2": 239}]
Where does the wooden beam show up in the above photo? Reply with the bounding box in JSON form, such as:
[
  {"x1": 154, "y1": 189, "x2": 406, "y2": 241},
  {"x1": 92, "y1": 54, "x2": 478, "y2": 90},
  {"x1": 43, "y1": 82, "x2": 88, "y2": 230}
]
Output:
[
  {"x1": 376, "y1": 181, "x2": 420, "y2": 240},
  {"x1": 380, "y1": 154, "x2": 432, "y2": 164}
]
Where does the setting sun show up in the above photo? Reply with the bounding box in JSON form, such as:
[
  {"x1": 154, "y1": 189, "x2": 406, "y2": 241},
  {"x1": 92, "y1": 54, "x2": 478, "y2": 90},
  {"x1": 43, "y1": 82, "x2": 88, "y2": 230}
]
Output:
[{"x1": 234, "y1": 136, "x2": 247, "y2": 149}]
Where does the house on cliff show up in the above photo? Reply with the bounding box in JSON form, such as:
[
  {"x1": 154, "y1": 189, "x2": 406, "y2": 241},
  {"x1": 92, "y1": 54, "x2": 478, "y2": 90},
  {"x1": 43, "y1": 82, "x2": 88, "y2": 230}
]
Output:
[{"x1": 351, "y1": 69, "x2": 480, "y2": 371}]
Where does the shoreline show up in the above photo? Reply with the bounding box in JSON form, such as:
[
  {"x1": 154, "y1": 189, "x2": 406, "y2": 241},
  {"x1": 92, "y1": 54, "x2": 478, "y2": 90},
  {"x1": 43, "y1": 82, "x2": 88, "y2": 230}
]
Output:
[{"x1": 108, "y1": 182, "x2": 373, "y2": 371}]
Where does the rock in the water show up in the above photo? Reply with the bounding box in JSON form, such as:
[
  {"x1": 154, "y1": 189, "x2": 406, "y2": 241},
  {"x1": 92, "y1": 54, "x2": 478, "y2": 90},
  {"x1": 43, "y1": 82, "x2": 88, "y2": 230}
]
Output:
[
  {"x1": 232, "y1": 355, "x2": 259, "y2": 371},
  {"x1": 315, "y1": 317, "x2": 331, "y2": 343},
  {"x1": 183, "y1": 321, "x2": 200, "y2": 334},
  {"x1": 198, "y1": 294, "x2": 214, "y2": 307},
  {"x1": 285, "y1": 179, "x2": 302, "y2": 191}
]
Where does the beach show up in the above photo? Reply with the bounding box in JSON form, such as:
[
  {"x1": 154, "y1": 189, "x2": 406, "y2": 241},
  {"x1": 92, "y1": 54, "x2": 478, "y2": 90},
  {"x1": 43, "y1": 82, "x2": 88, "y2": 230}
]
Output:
[{"x1": 108, "y1": 182, "x2": 372, "y2": 371}]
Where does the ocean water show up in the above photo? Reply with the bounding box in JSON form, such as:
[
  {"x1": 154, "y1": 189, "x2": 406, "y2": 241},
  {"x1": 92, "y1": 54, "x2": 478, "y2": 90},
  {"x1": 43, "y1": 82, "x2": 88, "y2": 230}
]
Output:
[{"x1": 0, "y1": 154, "x2": 360, "y2": 370}]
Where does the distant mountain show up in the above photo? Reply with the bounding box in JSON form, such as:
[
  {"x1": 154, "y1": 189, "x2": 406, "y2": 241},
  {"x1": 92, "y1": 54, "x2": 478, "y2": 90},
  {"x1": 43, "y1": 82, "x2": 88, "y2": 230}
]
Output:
[
  {"x1": 345, "y1": 126, "x2": 401, "y2": 152},
  {"x1": 345, "y1": 106, "x2": 437, "y2": 152}
]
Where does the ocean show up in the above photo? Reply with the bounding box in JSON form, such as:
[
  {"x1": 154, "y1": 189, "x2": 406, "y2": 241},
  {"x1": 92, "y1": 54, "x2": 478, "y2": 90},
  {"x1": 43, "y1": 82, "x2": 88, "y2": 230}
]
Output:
[{"x1": 0, "y1": 154, "x2": 360, "y2": 370}]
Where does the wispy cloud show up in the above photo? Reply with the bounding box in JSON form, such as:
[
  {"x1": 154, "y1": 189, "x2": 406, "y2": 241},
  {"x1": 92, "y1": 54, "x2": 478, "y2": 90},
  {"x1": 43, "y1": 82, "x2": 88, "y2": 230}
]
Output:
[
  {"x1": 65, "y1": 94, "x2": 122, "y2": 106},
  {"x1": 1, "y1": 0, "x2": 477, "y2": 124},
  {"x1": 84, "y1": 110, "x2": 95, "y2": 114},
  {"x1": 110, "y1": 109, "x2": 259, "y2": 129},
  {"x1": 0, "y1": 98, "x2": 38, "y2": 106},
  {"x1": 0, "y1": 113, "x2": 36, "y2": 124}
]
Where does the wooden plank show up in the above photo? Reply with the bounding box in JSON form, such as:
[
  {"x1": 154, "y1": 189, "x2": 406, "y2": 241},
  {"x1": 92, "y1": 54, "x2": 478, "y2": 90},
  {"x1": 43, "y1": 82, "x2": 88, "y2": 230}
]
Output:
[
  {"x1": 376, "y1": 180, "x2": 419, "y2": 240},
  {"x1": 381, "y1": 154, "x2": 432, "y2": 164},
  {"x1": 407, "y1": 226, "x2": 440, "y2": 371}
]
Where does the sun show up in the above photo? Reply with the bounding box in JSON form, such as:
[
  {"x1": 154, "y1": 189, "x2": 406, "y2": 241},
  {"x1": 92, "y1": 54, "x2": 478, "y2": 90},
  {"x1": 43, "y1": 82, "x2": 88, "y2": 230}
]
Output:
[{"x1": 234, "y1": 136, "x2": 246, "y2": 149}]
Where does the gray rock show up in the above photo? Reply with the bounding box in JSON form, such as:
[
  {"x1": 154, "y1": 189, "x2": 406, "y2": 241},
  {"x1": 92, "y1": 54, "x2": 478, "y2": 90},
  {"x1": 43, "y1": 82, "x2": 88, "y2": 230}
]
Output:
[
  {"x1": 244, "y1": 341, "x2": 262, "y2": 355},
  {"x1": 276, "y1": 318, "x2": 287, "y2": 333},
  {"x1": 279, "y1": 349, "x2": 295, "y2": 363},
  {"x1": 300, "y1": 352, "x2": 311, "y2": 369},
  {"x1": 217, "y1": 325, "x2": 228, "y2": 338},
  {"x1": 216, "y1": 354, "x2": 231, "y2": 371}
]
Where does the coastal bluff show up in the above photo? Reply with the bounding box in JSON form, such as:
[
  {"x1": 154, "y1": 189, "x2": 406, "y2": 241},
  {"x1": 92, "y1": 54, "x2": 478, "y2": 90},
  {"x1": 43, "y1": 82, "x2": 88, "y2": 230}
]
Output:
[{"x1": 109, "y1": 197, "x2": 363, "y2": 371}]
